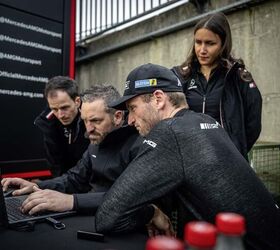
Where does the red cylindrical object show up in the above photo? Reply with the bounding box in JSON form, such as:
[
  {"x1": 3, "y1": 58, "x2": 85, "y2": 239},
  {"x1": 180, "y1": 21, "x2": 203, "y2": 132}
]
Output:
[
  {"x1": 216, "y1": 212, "x2": 245, "y2": 236},
  {"x1": 146, "y1": 236, "x2": 184, "y2": 250},
  {"x1": 185, "y1": 221, "x2": 217, "y2": 248}
]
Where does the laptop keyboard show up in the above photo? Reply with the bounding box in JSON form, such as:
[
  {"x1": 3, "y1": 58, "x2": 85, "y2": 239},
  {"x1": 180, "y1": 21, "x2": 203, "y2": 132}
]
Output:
[{"x1": 6, "y1": 197, "x2": 34, "y2": 221}]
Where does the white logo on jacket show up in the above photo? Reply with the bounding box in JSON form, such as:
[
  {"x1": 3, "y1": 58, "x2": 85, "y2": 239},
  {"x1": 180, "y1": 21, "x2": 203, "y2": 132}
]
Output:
[
  {"x1": 143, "y1": 139, "x2": 157, "y2": 148},
  {"x1": 188, "y1": 79, "x2": 197, "y2": 90},
  {"x1": 177, "y1": 78, "x2": 182, "y2": 87},
  {"x1": 200, "y1": 121, "x2": 219, "y2": 129}
]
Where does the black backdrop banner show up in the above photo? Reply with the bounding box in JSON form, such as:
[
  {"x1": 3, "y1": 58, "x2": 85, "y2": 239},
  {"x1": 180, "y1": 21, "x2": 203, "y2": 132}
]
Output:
[{"x1": 0, "y1": 0, "x2": 74, "y2": 175}]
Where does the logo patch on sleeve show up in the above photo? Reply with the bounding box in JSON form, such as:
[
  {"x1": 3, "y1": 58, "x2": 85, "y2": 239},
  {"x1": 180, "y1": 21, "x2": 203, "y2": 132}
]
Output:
[
  {"x1": 143, "y1": 139, "x2": 157, "y2": 148},
  {"x1": 200, "y1": 121, "x2": 219, "y2": 129},
  {"x1": 249, "y1": 82, "x2": 256, "y2": 88}
]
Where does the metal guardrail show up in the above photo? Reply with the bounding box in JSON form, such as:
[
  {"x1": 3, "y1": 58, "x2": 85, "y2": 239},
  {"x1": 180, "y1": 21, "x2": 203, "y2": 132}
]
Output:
[
  {"x1": 249, "y1": 142, "x2": 280, "y2": 196},
  {"x1": 76, "y1": 0, "x2": 182, "y2": 43}
]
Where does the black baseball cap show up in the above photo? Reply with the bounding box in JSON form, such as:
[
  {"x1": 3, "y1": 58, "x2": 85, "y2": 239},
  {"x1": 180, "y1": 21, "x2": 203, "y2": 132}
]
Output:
[{"x1": 110, "y1": 63, "x2": 183, "y2": 110}]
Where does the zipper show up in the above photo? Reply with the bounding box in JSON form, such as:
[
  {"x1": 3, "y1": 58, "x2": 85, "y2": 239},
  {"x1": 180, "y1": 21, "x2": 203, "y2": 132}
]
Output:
[
  {"x1": 68, "y1": 129, "x2": 72, "y2": 144},
  {"x1": 219, "y1": 100, "x2": 224, "y2": 128},
  {"x1": 202, "y1": 95, "x2": 206, "y2": 113}
]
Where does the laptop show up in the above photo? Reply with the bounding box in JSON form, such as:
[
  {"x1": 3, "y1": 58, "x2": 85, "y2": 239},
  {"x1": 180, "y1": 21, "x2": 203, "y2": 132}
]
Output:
[{"x1": 0, "y1": 184, "x2": 76, "y2": 228}]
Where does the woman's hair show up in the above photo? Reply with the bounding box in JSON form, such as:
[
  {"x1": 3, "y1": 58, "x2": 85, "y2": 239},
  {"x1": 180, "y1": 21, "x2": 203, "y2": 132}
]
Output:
[{"x1": 179, "y1": 12, "x2": 243, "y2": 78}]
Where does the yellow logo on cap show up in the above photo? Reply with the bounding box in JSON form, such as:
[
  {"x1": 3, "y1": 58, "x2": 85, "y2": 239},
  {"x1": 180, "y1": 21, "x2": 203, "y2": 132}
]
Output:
[
  {"x1": 149, "y1": 79, "x2": 157, "y2": 86},
  {"x1": 135, "y1": 79, "x2": 157, "y2": 88}
]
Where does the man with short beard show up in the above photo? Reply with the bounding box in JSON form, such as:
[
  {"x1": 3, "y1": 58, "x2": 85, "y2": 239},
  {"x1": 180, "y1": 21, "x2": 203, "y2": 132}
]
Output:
[
  {"x1": 95, "y1": 64, "x2": 280, "y2": 250},
  {"x1": 2, "y1": 84, "x2": 142, "y2": 215}
]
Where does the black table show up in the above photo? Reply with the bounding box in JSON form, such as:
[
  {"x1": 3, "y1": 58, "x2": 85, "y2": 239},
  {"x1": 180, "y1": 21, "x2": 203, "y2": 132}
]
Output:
[{"x1": 1, "y1": 215, "x2": 148, "y2": 250}]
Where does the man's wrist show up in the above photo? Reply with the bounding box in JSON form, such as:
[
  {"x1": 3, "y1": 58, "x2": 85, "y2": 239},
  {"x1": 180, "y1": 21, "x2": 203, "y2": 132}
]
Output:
[
  {"x1": 149, "y1": 204, "x2": 159, "y2": 224},
  {"x1": 67, "y1": 194, "x2": 74, "y2": 210}
]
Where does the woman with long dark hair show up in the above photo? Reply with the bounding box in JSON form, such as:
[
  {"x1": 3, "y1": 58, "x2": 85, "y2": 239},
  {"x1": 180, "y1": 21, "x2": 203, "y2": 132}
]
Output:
[{"x1": 172, "y1": 12, "x2": 262, "y2": 159}]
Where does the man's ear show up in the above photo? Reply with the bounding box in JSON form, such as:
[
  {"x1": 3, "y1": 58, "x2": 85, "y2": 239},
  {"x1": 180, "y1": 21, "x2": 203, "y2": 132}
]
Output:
[
  {"x1": 113, "y1": 110, "x2": 124, "y2": 126},
  {"x1": 153, "y1": 90, "x2": 165, "y2": 110},
  {"x1": 74, "y1": 96, "x2": 81, "y2": 108}
]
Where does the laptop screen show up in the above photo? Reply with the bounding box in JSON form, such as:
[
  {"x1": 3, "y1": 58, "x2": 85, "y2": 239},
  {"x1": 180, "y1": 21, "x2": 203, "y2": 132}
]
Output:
[{"x1": 0, "y1": 183, "x2": 9, "y2": 227}]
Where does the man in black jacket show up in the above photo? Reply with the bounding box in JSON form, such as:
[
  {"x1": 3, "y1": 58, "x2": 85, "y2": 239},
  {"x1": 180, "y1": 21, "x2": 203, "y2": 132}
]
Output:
[
  {"x1": 95, "y1": 64, "x2": 280, "y2": 250},
  {"x1": 34, "y1": 76, "x2": 89, "y2": 177},
  {"x1": 2, "y1": 84, "x2": 142, "y2": 214}
]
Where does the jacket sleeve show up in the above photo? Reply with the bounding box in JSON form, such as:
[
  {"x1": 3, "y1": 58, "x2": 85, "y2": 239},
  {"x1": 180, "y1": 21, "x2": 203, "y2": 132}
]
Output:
[
  {"x1": 44, "y1": 134, "x2": 66, "y2": 176},
  {"x1": 73, "y1": 192, "x2": 105, "y2": 214},
  {"x1": 38, "y1": 149, "x2": 92, "y2": 193},
  {"x1": 238, "y1": 69, "x2": 262, "y2": 151},
  {"x1": 95, "y1": 123, "x2": 184, "y2": 233},
  {"x1": 34, "y1": 108, "x2": 65, "y2": 176}
]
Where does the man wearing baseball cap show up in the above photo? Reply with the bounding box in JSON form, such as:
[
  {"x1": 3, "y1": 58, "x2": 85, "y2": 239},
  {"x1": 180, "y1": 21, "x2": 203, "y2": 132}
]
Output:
[
  {"x1": 96, "y1": 63, "x2": 280, "y2": 250},
  {"x1": 110, "y1": 63, "x2": 183, "y2": 111}
]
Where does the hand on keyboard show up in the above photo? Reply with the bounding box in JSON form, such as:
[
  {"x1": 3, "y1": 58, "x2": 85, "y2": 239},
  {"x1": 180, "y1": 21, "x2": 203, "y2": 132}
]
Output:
[{"x1": 4, "y1": 187, "x2": 17, "y2": 197}]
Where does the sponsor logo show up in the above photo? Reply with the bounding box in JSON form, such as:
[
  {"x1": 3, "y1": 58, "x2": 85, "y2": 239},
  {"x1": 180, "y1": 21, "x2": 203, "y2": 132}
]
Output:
[
  {"x1": 143, "y1": 139, "x2": 157, "y2": 148},
  {"x1": 188, "y1": 79, "x2": 197, "y2": 90},
  {"x1": 200, "y1": 121, "x2": 219, "y2": 129},
  {"x1": 125, "y1": 80, "x2": 130, "y2": 90},
  {"x1": 135, "y1": 79, "x2": 157, "y2": 88},
  {"x1": 177, "y1": 78, "x2": 182, "y2": 87}
]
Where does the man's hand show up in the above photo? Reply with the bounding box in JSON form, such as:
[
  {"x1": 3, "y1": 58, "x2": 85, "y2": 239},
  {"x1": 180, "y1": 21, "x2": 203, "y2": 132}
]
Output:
[
  {"x1": 21, "y1": 186, "x2": 74, "y2": 215},
  {"x1": 147, "y1": 205, "x2": 175, "y2": 237},
  {"x1": 1, "y1": 177, "x2": 38, "y2": 195}
]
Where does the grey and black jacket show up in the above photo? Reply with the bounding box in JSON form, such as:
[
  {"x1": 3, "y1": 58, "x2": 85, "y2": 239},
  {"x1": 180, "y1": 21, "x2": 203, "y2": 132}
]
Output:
[{"x1": 95, "y1": 109, "x2": 279, "y2": 250}]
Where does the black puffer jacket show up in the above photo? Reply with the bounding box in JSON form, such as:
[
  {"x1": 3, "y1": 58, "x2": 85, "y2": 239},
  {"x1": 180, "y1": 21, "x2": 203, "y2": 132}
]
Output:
[
  {"x1": 172, "y1": 62, "x2": 262, "y2": 159},
  {"x1": 38, "y1": 124, "x2": 142, "y2": 213},
  {"x1": 34, "y1": 107, "x2": 89, "y2": 176}
]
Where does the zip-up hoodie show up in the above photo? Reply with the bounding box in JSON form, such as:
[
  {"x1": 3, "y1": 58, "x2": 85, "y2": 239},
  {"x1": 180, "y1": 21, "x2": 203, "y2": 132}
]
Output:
[{"x1": 34, "y1": 107, "x2": 89, "y2": 176}]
